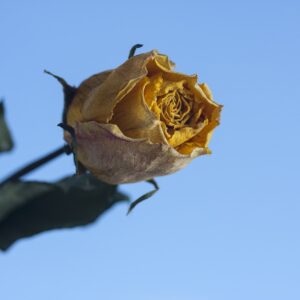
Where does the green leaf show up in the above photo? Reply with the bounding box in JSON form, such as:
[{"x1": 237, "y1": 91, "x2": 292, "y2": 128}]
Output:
[
  {"x1": 127, "y1": 179, "x2": 159, "y2": 215},
  {"x1": 44, "y1": 70, "x2": 77, "y2": 123},
  {"x1": 0, "y1": 101, "x2": 14, "y2": 153},
  {"x1": 0, "y1": 174, "x2": 128, "y2": 251}
]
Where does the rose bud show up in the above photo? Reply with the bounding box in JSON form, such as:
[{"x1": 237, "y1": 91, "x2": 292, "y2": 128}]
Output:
[{"x1": 65, "y1": 50, "x2": 222, "y2": 184}]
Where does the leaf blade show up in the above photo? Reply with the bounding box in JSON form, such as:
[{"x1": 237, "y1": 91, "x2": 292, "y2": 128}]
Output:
[
  {"x1": 127, "y1": 179, "x2": 159, "y2": 215},
  {"x1": 0, "y1": 101, "x2": 14, "y2": 153},
  {"x1": 0, "y1": 174, "x2": 128, "y2": 251}
]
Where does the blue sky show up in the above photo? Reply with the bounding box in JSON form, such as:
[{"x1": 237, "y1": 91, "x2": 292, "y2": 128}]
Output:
[{"x1": 0, "y1": 0, "x2": 299, "y2": 299}]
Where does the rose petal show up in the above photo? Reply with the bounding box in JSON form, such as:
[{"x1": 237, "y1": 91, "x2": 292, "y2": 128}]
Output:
[
  {"x1": 80, "y1": 51, "x2": 179, "y2": 124},
  {"x1": 177, "y1": 104, "x2": 222, "y2": 154},
  {"x1": 200, "y1": 83, "x2": 214, "y2": 101},
  {"x1": 81, "y1": 51, "x2": 158, "y2": 123},
  {"x1": 74, "y1": 121, "x2": 207, "y2": 184},
  {"x1": 192, "y1": 83, "x2": 221, "y2": 116},
  {"x1": 67, "y1": 70, "x2": 112, "y2": 127},
  {"x1": 169, "y1": 121, "x2": 208, "y2": 148},
  {"x1": 111, "y1": 78, "x2": 168, "y2": 144}
]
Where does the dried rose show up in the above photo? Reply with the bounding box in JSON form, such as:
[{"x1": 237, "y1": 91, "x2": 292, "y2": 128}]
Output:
[{"x1": 66, "y1": 50, "x2": 222, "y2": 184}]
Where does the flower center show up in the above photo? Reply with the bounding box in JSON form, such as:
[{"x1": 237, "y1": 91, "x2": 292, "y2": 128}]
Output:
[
  {"x1": 144, "y1": 75, "x2": 207, "y2": 149},
  {"x1": 158, "y1": 90, "x2": 193, "y2": 127}
]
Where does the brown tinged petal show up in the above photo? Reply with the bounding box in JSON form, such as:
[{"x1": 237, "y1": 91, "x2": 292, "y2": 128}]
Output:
[
  {"x1": 111, "y1": 77, "x2": 168, "y2": 144},
  {"x1": 67, "y1": 70, "x2": 112, "y2": 127},
  {"x1": 73, "y1": 121, "x2": 207, "y2": 185},
  {"x1": 81, "y1": 51, "x2": 158, "y2": 123}
]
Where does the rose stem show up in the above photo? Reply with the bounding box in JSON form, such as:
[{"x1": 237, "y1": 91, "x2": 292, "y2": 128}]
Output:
[{"x1": 0, "y1": 145, "x2": 72, "y2": 186}]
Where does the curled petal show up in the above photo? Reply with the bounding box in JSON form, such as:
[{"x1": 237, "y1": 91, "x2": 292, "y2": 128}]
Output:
[
  {"x1": 169, "y1": 121, "x2": 208, "y2": 148},
  {"x1": 74, "y1": 121, "x2": 207, "y2": 185},
  {"x1": 67, "y1": 70, "x2": 112, "y2": 127},
  {"x1": 81, "y1": 51, "x2": 160, "y2": 123},
  {"x1": 111, "y1": 78, "x2": 168, "y2": 144},
  {"x1": 80, "y1": 51, "x2": 177, "y2": 124}
]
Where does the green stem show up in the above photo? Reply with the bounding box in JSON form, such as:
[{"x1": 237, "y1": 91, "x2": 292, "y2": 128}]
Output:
[{"x1": 1, "y1": 145, "x2": 72, "y2": 186}]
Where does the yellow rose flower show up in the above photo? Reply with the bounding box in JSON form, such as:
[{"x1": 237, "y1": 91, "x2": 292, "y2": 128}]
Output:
[{"x1": 66, "y1": 50, "x2": 222, "y2": 184}]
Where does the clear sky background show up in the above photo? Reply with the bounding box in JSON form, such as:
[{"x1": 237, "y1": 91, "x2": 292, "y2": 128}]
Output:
[{"x1": 0, "y1": 0, "x2": 299, "y2": 299}]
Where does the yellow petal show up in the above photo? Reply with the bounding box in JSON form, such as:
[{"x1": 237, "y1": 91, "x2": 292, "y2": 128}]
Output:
[
  {"x1": 81, "y1": 51, "x2": 158, "y2": 123},
  {"x1": 111, "y1": 78, "x2": 167, "y2": 144},
  {"x1": 176, "y1": 142, "x2": 211, "y2": 155},
  {"x1": 67, "y1": 70, "x2": 112, "y2": 127},
  {"x1": 174, "y1": 83, "x2": 222, "y2": 154},
  {"x1": 200, "y1": 83, "x2": 214, "y2": 101},
  {"x1": 191, "y1": 83, "x2": 221, "y2": 119},
  {"x1": 179, "y1": 103, "x2": 222, "y2": 154},
  {"x1": 168, "y1": 120, "x2": 208, "y2": 148},
  {"x1": 191, "y1": 117, "x2": 221, "y2": 148},
  {"x1": 156, "y1": 79, "x2": 186, "y2": 96},
  {"x1": 146, "y1": 50, "x2": 175, "y2": 74}
]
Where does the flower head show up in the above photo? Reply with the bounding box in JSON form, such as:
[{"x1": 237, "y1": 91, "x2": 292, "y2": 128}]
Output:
[{"x1": 66, "y1": 51, "x2": 222, "y2": 184}]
